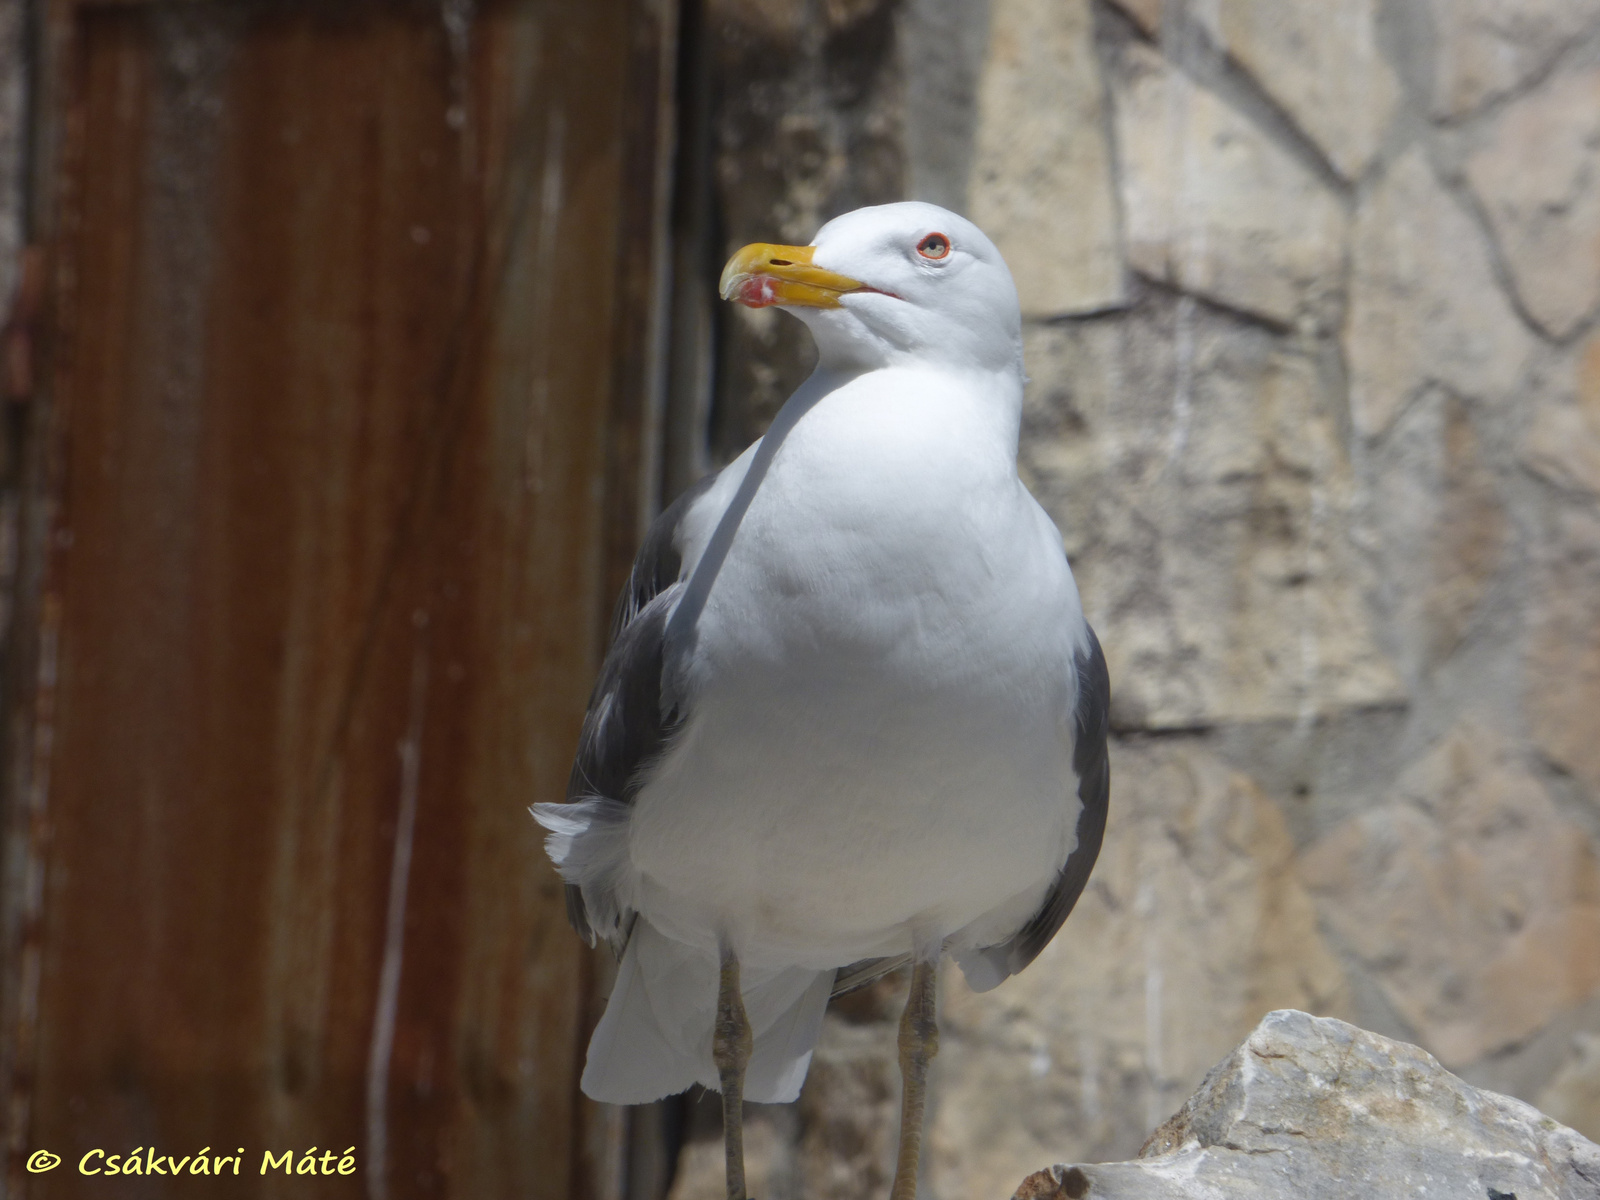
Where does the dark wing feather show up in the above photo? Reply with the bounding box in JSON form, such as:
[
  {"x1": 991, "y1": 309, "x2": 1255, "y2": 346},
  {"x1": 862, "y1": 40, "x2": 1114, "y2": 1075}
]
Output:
[
  {"x1": 566, "y1": 593, "x2": 682, "y2": 807},
  {"x1": 561, "y1": 472, "x2": 719, "y2": 943},
  {"x1": 964, "y1": 624, "x2": 1110, "y2": 984},
  {"x1": 608, "y1": 471, "x2": 720, "y2": 640}
]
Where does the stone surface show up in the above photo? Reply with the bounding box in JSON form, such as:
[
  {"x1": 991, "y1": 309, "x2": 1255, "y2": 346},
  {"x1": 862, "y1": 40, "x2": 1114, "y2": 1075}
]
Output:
[
  {"x1": 968, "y1": 0, "x2": 1125, "y2": 317},
  {"x1": 1344, "y1": 148, "x2": 1537, "y2": 437},
  {"x1": 1467, "y1": 54, "x2": 1600, "y2": 339},
  {"x1": 928, "y1": 741, "x2": 1348, "y2": 1197},
  {"x1": 1524, "y1": 334, "x2": 1600, "y2": 497},
  {"x1": 1110, "y1": 40, "x2": 1346, "y2": 327},
  {"x1": 1108, "y1": 0, "x2": 1400, "y2": 179},
  {"x1": 899, "y1": 0, "x2": 991, "y2": 213},
  {"x1": 706, "y1": 0, "x2": 906, "y2": 458},
  {"x1": 1014, "y1": 1010, "x2": 1600, "y2": 1200},
  {"x1": 1300, "y1": 723, "x2": 1600, "y2": 1066},
  {"x1": 1525, "y1": 506, "x2": 1600, "y2": 799},
  {"x1": 1020, "y1": 306, "x2": 1401, "y2": 731},
  {"x1": 1208, "y1": 0, "x2": 1400, "y2": 181},
  {"x1": 1108, "y1": 0, "x2": 1163, "y2": 34},
  {"x1": 1428, "y1": 0, "x2": 1600, "y2": 118},
  {"x1": 1368, "y1": 387, "x2": 1509, "y2": 679},
  {"x1": 693, "y1": 2, "x2": 1600, "y2": 1191},
  {"x1": 1541, "y1": 1032, "x2": 1600, "y2": 1144}
]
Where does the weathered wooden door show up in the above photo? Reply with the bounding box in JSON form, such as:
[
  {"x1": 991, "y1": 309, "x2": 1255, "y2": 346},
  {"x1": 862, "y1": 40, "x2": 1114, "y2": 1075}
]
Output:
[{"x1": 0, "y1": 1, "x2": 676, "y2": 1196}]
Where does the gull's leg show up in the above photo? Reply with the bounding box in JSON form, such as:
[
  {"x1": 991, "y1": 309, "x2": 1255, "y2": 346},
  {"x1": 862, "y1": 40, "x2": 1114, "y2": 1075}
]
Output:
[
  {"x1": 889, "y1": 958, "x2": 939, "y2": 1200},
  {"x1": 714, "y1": 947, "x2": 754, "y2": 1200}
]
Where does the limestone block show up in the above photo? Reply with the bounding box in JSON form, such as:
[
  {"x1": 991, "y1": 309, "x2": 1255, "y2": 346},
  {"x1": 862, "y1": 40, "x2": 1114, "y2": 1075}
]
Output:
[
  {"x1": 1369, "y1": 387, "x2": 1508, "y2": 677},
  {"x1": 1300, "y1": 723, "x2": 1600, "y2": 1066},
  {"x1": 928, "y1": 741, "x2": 1349, "y2": 1197},
  {"x1": 1107, "y1": 0, "x2": 1398, "y2": 180},
  {"x1": 969, "y1": 0, "x2": 1125, "y2": 317},
  {"x1": 1108, "y1": 0, "x2": 1162, "y2": 33},
  {"x1": 1526, "y1": 506, "x2": 1600, "y2": 799},
  {"x1": 1523, "y1": 332, "x2": 1600, "y2": 497},
  {"x1": 1344, "y1": 148, "x2": 1537, "y2": 437},
  {"x1": 1540, "y1": 1032, "x2": 1600, "y2": 1144},
  {"x1": 1428, "y1": 0, "x2": 1600, "y2": 118},
  {"x1": 1014, "y1": 1010, "x2": 1600, "y2": 1200},
  {"x1": 1467, "y1": 57, "x2": 1600, "y2": 339},
  {"x1": 707, "y1": 0, "x2": 905, "y2": 455},
  {"x1": 1020, "y1": 308, "x2": 1401, "y2": 731},
  {"x1": 1123, "y1": 0, "x2": 1589, "y2": 153},
  {"x1": 1111, "y1": 41, "x2": 1346, "y2": 327},
  {"x1": 1207, "y1": 0, "x2": 1400, "y2": 181}
]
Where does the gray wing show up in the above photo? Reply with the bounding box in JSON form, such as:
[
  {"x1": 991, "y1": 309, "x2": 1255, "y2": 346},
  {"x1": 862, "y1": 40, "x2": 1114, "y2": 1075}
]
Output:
[
  {"x1": 605, "y1": 469, "x2": 721, "y2": 642},
  {"x1": 561, "y1": 471, "x2": 719, "y2": 944},
  {"x1": 831, "y1": 953, "x2": 912, "y2": 998},
  {"x1": 955, "y1": 624, "x2": 1110, "y2": 989}
]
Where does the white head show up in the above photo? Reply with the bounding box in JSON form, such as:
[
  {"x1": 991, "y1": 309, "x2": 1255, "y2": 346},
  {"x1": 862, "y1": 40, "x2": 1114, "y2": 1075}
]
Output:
[{"x1": 719, "y1": 202, "x2": 1022, "y2": 376}]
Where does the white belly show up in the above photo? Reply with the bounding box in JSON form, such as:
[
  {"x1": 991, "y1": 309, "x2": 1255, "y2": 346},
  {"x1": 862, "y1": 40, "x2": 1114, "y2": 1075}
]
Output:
[
  {"x1": 623, "y1": 374, "x2": 1086, "y2": 968},
  {"x1": 627, "y1": 669, "x2": 1077, "y2": 968}
]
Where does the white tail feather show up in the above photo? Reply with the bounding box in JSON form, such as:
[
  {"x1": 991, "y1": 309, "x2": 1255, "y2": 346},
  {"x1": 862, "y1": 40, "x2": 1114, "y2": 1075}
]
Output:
[
  {"x1": 744, "y1": 969, "x2": 832, "y2": 1101},
  {"x1": 580, "y1": 919, "x2": 833, "y2": 1105},
  {"x1": 531, "y1": 797, "x2": 632, "y2": 941}
]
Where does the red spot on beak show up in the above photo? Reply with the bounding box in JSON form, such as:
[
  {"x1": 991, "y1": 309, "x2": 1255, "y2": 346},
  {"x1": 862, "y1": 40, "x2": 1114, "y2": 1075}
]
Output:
[{"x1": 737, "y1": 276, "x2": 780, "y2": 308}]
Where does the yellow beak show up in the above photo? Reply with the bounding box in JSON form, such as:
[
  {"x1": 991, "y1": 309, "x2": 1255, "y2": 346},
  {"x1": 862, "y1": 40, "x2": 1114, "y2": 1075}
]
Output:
[{"x1": 719, "y1": 243, "x2": 873, "y2": 309}]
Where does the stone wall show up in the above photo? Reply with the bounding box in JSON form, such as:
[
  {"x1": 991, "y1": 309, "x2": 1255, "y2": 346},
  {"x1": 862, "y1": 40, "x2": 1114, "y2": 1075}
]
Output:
[{"x1": 668, "y1": 0, "x2": 1600, "y2": 1197}]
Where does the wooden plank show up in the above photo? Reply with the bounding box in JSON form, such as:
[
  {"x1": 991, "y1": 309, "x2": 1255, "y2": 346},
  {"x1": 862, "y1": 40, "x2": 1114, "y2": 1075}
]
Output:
[{"x1": 2, "y1": 0, "x2": 672, "y2": 1195}]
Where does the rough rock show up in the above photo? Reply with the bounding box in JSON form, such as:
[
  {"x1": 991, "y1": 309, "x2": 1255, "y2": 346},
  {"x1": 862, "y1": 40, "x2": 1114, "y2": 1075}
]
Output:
[
  {"x1": 705, "y1": 0, "x2": 906, "y2": 457},
  {"x1": 929, "y1": 740, "x2": 1349, "y2": 1196},
  {"x1": 1466, "y1": 54, "x2": 1600, "y2": 339},
  {"x1": 1525, "y1": 505, "x2": 1600, "y2": 798},
  {"x1": 1428, "y1": 0, "x2": 1600, "y2": 118},
  {"x1": 1206, "y1": 0, "x2": 1399, "y2": 181},
  {"x1": 968, "y1": 0, "x2": 1124, "y2": 317},
  {"x1": 1299, "y1": 723, "x2": 1600, "y2": 1066},
  {"x1": 1114, "y1": 0, "x2": 1399, "y2": 180},
  {"x1": 1524, "y1": 333, "x2": 1600, "y2": 497},
  {"x1": 1108, "y1": 0, "x2": 1163, "y2": 33},
  {"x1": 1019, "y1": 306, "x2": 1401, "y2": 731},
  {"x1": 1541, "y1": 1032, "x2": 1600, "y2": 1145},
  {"x1": 1109, "y1": 40, "x2": 1347, "y2": 327},
  {"x1": 899, "y1": 0, "x2": 990, "y2": 213},
  {"x1": 1344, "y1": 148, "x2": 1537, "y2": 437},
  {"x1": 1368, "y1": 387, "x2": 1508, "y2": 678},
  {"x1": 1013, "y1": 1010, "x2": 1600, "y2": 1200}
]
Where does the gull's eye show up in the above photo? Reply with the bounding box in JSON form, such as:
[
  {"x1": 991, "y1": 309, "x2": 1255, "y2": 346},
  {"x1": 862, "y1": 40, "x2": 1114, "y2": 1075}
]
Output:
[{"x1": 916, "y1": 232, "x2": 951, "y2": 261}]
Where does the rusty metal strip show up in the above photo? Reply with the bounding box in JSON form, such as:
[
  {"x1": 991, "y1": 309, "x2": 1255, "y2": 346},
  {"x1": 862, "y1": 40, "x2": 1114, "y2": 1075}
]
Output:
[{"x1": 2, "y1": 3, "x2": 680, "y2": 1198}]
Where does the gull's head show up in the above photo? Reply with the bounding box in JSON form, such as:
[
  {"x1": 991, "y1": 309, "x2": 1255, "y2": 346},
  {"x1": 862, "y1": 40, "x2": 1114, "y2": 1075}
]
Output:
[{"x1": 719, "y1": 202, "x2": 1021, "y2": 375}]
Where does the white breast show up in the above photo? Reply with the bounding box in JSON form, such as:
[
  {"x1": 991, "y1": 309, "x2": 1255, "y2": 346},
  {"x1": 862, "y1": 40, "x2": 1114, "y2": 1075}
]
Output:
[{"x1": 626, "y1": 366, "x2": 1089, "y2": 970}]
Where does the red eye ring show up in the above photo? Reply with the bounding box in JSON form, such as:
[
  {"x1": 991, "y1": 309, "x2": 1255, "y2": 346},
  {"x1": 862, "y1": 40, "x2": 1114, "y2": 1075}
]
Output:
[{"x1": 917, "y1": 232, "x2": 951, "y2": 260}]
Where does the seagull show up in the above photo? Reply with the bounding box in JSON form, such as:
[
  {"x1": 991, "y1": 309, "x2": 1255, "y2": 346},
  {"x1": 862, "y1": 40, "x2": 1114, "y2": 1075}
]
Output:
[{"x1": 534, "y1": 201, "x2": 1109, "y2": 1200}]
